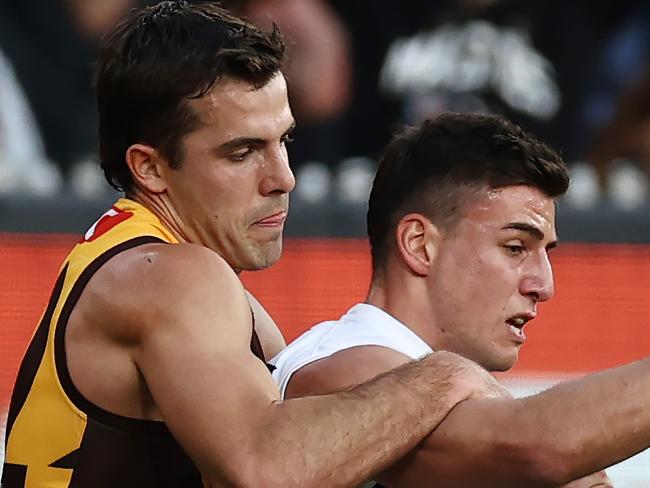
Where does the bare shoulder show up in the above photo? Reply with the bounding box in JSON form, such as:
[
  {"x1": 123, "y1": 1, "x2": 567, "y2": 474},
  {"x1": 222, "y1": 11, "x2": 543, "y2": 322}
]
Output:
[
  {"x1": 286, "y1": 345, "x2": 413, "y2": 398},
  {"x1": 87, "y1": 242, "x2": 250, "y2": 343},
  {"x1": 119, "y1": 241, "x2": 237, "y2": 285}
]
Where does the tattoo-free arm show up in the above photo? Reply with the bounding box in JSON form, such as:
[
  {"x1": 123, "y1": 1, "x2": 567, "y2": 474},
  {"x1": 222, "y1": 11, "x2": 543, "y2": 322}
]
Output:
[
  {"x1": 122, "y1": 244, "x2": 494, "y2": 487},
  {"x1": 287, "y1": 345, "x2": 646, "y2": 487}
]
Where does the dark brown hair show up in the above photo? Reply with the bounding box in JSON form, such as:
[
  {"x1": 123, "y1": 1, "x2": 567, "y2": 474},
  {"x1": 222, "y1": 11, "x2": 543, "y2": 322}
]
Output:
[
  {"x1": 367, "y1": 112, "x2": 569, "y2": 273},
  {"x1": 95, "y1": 1, "x2": 285, "y2": 193}
]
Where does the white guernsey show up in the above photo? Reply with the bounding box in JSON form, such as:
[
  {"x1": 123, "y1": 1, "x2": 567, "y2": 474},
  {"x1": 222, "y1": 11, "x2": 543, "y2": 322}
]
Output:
[{"x1": 272, "y1": 303, "x2": 432, "y2": 398}]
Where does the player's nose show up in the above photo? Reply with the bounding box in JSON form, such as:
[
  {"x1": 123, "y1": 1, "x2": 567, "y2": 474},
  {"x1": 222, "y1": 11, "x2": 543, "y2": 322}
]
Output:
[
  {"x1": 261, "y1": 148, "x2": 295, "y2": 196},
  {"x1": 520, "y1": 251, "x2": 555, "y2": 303}
]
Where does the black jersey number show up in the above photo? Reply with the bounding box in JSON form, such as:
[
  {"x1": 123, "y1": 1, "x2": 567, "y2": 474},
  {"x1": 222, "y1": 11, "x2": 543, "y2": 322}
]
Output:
[{"x1": 1, "y1": 462, "x2": 27, "y2": 487}]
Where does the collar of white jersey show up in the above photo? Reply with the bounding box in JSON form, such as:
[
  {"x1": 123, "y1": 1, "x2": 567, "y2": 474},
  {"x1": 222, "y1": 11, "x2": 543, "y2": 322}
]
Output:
[{"x1": 343, "y1": 303, "x2": 434, "y2": 357}]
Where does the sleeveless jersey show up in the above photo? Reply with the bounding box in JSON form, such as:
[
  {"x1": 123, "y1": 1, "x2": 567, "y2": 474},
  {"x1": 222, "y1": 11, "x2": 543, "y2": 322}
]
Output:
[
  {"x1": 2, "y1": 198, "x2": 267, "y2": 488},
  {"x1": 270, "y1": 303, "x2": 433, "y2": 399}
]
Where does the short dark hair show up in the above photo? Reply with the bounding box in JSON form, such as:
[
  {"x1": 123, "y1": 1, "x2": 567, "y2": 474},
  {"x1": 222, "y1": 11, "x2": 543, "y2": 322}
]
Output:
[
  {"x1": 95, "y1": 1, "x2": 285, "y2": 193},
  {"x1": 367, "y1": 112, "x2": 570, "y2": 273}
]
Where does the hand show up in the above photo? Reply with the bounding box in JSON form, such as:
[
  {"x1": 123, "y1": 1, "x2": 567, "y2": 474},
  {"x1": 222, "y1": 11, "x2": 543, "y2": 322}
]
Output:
[
  {"x1": 561, "y1": 470, "x2": 613, "y2": 488},
  {"x1": 424, "y1": 351, "x2": 513, "y2": 401},
  {"x1": 466, "y1": 368, "x2": 512, "y2": 400}
]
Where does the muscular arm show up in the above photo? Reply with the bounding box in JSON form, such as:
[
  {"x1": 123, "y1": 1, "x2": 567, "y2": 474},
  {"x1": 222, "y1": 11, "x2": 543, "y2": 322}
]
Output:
[
  {"x1": 99, "y1": 243, "x2": 496, "y2": 488},
  {"x1": 286, "y1": 346, "x2": 635, "y2": 487}
]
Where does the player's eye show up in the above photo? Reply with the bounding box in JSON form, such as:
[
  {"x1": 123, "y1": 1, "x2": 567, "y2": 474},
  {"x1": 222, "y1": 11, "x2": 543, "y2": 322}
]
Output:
[
  {"x1": 228, "y1": 148, "x2": 253, "y2": 162},
  {"x1": 503, "y1": 244, "x2": 525, "y2": 256},
  {"x1": 281, "y1": 133, "x2": 295, "y2": 145}
]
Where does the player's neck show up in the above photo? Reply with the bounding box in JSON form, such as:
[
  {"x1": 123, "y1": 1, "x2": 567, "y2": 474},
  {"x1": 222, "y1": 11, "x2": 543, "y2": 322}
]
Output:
[
  {"x1": 367, "y1": 278, "x2": 439, "y2": 349},
  {"x1": 130, "y1": 191, "x2": 193, "y2": 244}
]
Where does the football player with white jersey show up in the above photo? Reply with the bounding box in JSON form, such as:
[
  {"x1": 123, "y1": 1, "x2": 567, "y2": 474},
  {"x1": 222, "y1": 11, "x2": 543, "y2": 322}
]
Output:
[{"x1": 272, "y1": 113, "x2": 650, "y2": 487}]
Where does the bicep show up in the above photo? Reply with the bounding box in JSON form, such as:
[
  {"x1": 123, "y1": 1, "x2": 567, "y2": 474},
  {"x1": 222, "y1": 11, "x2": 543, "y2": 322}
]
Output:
[
  {"x1": 128, "y1": 246, "x2": 282, "y2": 483},
  {"x1": 134, "y1": 305, "x2": 281, "y2": 482}
]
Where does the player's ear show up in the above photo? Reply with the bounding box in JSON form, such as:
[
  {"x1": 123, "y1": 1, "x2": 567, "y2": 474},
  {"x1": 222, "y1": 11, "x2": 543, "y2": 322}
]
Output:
[
  {"x1": 125, "y1": 143, "x2": 169, "y2": 194},
  {"x1": 395, "y1": 213, "x2": 441, "y2": 276}
]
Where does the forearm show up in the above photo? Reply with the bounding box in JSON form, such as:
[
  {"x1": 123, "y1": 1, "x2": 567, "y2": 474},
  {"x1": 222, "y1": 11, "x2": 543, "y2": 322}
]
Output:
[
  {"x1": 379, "y1": 358, "x2": 650, "y2": 487},
  {"x1": 376, "y1": 398, "x2": 609, "y2": 488},
  {"x1": 518, "y1": 358, "x2": 650, "y2": 481},
  {"x1": 377, "y1": 398, "x2": 536, "y2": 488},
  {"x1": 252, "y1": 351, "x2": 479, "y2": 487}
]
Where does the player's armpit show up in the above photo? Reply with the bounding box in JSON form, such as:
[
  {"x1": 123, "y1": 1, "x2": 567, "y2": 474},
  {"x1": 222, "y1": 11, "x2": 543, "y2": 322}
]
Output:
[{"x1": 245, "y1": 289, "x2": 286, "y2": 360}]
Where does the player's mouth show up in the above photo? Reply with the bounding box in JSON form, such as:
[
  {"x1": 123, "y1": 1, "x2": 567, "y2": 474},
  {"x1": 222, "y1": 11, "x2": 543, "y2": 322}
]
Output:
[
  {"x1": 505, "y1": 313, "x2": 535, "y2": 344},
  {"x1": 254, "y1": 211, "x2": 288, "y2": 227}
]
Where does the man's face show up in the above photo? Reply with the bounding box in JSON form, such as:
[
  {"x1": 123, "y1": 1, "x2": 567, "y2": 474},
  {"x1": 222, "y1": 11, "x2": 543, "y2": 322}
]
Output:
[
  {"x1": 429, "y1": 185, "x2": 557, "y2": 371},
  {"x1": 162, "y1": 73, "x2": 296, "y2": 271}
]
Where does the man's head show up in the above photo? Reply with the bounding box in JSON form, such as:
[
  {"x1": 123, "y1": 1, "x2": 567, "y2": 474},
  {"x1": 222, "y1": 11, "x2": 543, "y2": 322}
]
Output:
[
  {"x1": 95, "y1": 1, "x2": 295, "y2": 271},
  {"x1": 367, "y1": 112, "x2": 569, "y2": 371}
]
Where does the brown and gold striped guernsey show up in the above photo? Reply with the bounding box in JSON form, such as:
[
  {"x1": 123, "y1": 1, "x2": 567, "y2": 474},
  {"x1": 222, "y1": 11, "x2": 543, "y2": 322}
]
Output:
[{"x1": 2, "y1": 198, "x2": 267, "y2": 488}]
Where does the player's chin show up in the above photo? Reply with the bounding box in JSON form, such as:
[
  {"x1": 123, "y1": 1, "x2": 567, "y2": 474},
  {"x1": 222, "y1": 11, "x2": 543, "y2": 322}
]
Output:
[
  {"x1": 246, "y1": 240, "x2": 283, "y2": 270},
  {"x1": 487, "y1": 347, "x2": 520, "y2": 372}
]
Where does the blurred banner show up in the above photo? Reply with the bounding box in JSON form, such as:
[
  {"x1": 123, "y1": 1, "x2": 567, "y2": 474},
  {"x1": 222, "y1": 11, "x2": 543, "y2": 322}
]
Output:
[
  {"x1": 1, "y1": 233, "x2": 650, "y2": 484},
  {"x1": 2, "y1": 232, "x2": 650, "y2": 403}
]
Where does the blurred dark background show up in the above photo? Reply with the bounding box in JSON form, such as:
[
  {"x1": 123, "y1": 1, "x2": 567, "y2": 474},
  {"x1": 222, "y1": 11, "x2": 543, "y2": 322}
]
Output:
[{"x1": 0, "y1": 0, "x2": 649, "y2": 239}]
